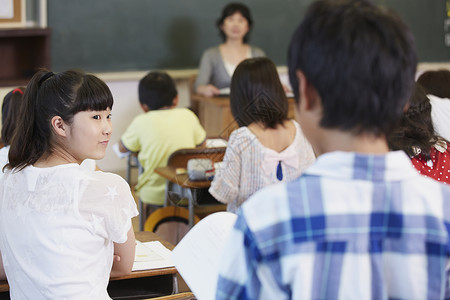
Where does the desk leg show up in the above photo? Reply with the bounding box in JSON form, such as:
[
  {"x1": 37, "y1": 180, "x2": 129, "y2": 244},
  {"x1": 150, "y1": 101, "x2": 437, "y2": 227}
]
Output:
[
  {"x1": 164, "y1": 180, "x2": 171, "y2": 207},
  {"x1": 172, "y1": 274, "x2": 179, "y2": 294},
  {"x1": 187, "y1": 189, "x2": 195, "y2": 228},
  {"x1": 139, "y1": 198, "x2": 144, "y2": 231}
]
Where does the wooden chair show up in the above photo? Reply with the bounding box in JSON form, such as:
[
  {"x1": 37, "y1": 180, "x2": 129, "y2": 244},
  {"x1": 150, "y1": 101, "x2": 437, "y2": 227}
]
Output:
[
  {"x1": 161, "y1": 147, "x2": 227, "y2": 227},
  {"x1": 166, "y1": 146, "x2": 225, "y2": 169},
  {"x1": 144, "y1": 206, "x2": 200, "y2": 245}
]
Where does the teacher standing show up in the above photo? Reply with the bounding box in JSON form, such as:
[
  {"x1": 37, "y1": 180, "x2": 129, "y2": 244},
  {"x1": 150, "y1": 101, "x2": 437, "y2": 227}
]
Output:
[{"x1": 195, "y1": 3, "x2": 265, "y2": 97}]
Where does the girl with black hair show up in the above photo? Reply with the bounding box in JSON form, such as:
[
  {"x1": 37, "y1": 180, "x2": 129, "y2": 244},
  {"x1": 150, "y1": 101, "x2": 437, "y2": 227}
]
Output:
[
  {"x1": 388, "y1": 82, "x2": 450, "y2": 184},
  {"x1": 209, "y1": 57, "x2": 315, "y2": 212},
  {"x1": 0, "y1": 69, "x2": 138, "y2": 299}
]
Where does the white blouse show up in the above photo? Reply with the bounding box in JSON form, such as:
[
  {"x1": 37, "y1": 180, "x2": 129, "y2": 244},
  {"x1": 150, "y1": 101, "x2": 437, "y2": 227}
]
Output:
[
  {"x1": 0, "y1": 164, "x2": 138, "y2": 299},
  {"x1": 209, "y1": 120, "x2": 315, "y2": 213}
]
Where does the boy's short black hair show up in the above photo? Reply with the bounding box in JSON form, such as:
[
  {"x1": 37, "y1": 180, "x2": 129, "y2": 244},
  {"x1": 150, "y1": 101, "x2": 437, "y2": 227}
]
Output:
[
  {"x1": 288, "y1": 0, "x2": 417, "y2": 136},
  {"x1": 138, "y1": 71, "x2": 178, "y2": 110},
  {"x1": 230, "y1": 57, "x2": 288, "y2": 129}
]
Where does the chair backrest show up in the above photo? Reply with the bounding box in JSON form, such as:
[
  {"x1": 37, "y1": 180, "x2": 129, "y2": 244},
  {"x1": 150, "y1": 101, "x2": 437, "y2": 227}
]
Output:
[
  {"x1": 167, "y1": 147, "x2": 226, "y2": 169},
  {"x1": 145, "y1": 206, "x2": 200, "y2": 245}
]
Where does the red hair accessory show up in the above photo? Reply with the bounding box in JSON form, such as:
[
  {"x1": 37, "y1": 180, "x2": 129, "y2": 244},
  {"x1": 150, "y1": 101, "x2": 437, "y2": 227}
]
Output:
[{"x1": 12, "y1": 88, "x2": 23, "y2": 95}]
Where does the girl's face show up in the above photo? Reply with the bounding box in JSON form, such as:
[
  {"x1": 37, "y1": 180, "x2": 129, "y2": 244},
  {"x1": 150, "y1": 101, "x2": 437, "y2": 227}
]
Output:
[
  {"x1": 221, "y1": 12, "x2": 249, "y2": 41},
  {"x1": 65, "y1": 108, "x2": 112, "y2": 163}
]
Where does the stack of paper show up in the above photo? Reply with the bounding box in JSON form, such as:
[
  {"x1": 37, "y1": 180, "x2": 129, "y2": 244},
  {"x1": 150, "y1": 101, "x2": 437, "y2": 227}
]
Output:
[
  {"x1": 132, "y1": 240, "x2": 174, "y2": 271},
  {"x1": 172, "y1": 212, "x2": 237, "y2": 300}
]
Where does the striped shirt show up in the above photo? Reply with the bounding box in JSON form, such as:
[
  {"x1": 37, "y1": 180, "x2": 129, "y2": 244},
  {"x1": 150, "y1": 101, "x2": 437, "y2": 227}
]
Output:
[{"x1": 216, "y1": 151, "x2": 450, "y2": 300}]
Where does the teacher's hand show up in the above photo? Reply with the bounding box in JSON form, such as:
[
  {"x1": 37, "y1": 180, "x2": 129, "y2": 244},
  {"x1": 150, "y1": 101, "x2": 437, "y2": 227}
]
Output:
[{"x1": 197, "y1": 84, "x2": 220, "y2": 97}]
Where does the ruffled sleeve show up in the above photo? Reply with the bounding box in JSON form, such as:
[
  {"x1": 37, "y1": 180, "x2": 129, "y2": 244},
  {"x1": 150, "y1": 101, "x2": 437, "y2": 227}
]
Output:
[
  {"x1": 209, "y1": 131, "x2": 242, "y2": 205},
  {"x1": 78, "y1": 171, "x2": 139, "y2": 243}
]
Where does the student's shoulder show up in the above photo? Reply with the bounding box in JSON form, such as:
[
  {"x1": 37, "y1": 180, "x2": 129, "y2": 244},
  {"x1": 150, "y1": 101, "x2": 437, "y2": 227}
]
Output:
[
  {"x1": 171, "y1": 107, "x2": 200, "y2": 119},
  {"x1": 229, "y1": 126, "x2": 254, "y2": 141},
  {"x1": 228, "y1": 126, "x2": 262, "y2": 149},
  {"x1": 239, "y1": 180, "x2": 294, "y2": 230},
  {"x1": 82, "y1": 169, "x2": 130, "y2": 190},
  {"x1": 126, "y1": 111, "x2": 151, "y2": 126}
]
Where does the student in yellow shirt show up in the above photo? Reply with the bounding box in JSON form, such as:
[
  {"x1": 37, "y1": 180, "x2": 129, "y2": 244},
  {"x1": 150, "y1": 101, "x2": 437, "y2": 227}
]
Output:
[{"x1": 119, "y1": 71, "x2": 206, "y2": 217}]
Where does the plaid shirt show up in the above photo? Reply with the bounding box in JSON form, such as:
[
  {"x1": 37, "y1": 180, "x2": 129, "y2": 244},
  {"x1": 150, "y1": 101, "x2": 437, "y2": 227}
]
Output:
[{"x1": 216, "y1": 151, "x2": 450, "y2": 300}]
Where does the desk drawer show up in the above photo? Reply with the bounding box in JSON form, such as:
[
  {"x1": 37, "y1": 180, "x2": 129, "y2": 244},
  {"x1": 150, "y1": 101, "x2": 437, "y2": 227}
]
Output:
[{"x1": 108, "y1": 274, "x2": 173, "y2": 300}]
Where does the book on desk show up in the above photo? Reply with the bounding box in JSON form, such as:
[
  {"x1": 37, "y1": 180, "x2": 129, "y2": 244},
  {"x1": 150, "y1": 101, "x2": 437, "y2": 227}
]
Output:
[{"x1": 172, "y1": 212, "x2": 237, "y2": 300}]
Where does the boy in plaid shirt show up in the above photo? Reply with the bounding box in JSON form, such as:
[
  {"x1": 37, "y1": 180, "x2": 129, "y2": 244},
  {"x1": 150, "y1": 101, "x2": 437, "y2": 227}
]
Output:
[{"x1": 216, "y1": 0, "x2": 450, "y2": 299}]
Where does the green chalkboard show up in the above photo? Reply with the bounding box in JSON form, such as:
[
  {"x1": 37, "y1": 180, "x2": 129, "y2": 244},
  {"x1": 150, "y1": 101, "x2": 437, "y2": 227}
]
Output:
[{"x1": 48, "y1": 0, "x2": 450, "y2": 73}]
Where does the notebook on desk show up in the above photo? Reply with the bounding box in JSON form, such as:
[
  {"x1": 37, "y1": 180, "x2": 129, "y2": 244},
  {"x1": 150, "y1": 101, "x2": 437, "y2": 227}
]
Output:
[
  {"x1": 218, "y1": 87, "x2": 230, "y2": 96},
  {"x1": 133, "y1": 240, "x2": 174, "y2": 271}
]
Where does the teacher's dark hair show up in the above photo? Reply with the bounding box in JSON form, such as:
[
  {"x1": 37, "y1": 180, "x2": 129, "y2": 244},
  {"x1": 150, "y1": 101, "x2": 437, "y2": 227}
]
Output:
[
  {"x1": 288, "y1": 0, "x2": 417, "y2": 136},
  {"x1": 217, "y1": 2, "x2": 253, "y2": 43},
  {"x1": 7, "y1": 69, "x2": 113, "y2": 171},
  {"x1": 230, "y1": 57, "x2": 288, "y2": 129}
]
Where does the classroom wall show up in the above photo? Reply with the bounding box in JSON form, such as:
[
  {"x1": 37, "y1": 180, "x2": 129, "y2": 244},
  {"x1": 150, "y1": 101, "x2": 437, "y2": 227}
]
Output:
[{"x1": 0, "y1": 63, "x2": 449, "y2": 181}]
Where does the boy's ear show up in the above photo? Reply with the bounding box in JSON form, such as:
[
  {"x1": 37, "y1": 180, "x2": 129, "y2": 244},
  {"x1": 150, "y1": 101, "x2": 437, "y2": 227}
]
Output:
[
  {"x1": 171, "y1": 95, "x2": 179, "y2": 107},
  {"x1": 140, "y1": 103, "x2": 150, "y2": 112},
  {"x1": 296, "y1": 70, "x2": 320, "y2": 111},
  {"x1": 402, "y1": 101, "x2": 410, "y2": 112},
  {"x1": 51, "y1": 116, "x2": 67, "y2": 137}
]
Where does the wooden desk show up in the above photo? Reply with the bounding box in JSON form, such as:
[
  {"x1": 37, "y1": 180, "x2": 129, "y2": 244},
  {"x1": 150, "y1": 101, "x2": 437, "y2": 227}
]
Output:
[
  {"x1": 155, "y1": 166, "x2": 212, "y2": 228},
  {"x1": 149, "y1": 292, "x2": 195, "y2": 300},
  {"x1": 191, "y1": 94, "x2": 296, "y2": 138},
  {"x1": 0, "y1": 231, "x2": 178, "y2": 299}
]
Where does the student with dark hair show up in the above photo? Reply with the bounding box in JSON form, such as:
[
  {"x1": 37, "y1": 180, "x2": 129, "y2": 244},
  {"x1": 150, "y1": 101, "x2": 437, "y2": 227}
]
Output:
[
  {"x1": 195, "y1": 2, "x2": 265, "y2": 97},
  {"x1": 216, "y1": 0, "x2": 450, "y2": 298},
  {"x1": 119, "y1": 71, "x2": 206, "y2": 217},
  {"x1": 1, "y1": 87, "x2": 25, "y2": 144},
  {"x1": 417, "y1": 69, "x2": 450, "y2": 141},
  {"x1": 138, "y1": 71, "x2": 178, "y2": 110},
  {"x1": 209, "y1": 57, "x2": 314, "y2": 213},
  {"x1": 388, "y1": 82, "x2": 450, "y2": 184},
  {"x1": 0, "y1": 69, "x2": 138, "y2": 298},
  {"x1": 417, "y1": 69, "x2": 450, "y2": 99},
  {"x1": 0, "y1": 87, "x2": 25, "y2": 178}
]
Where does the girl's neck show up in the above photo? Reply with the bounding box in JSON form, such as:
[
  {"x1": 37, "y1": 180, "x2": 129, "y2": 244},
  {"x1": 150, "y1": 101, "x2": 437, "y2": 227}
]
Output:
[
  {"x1": 34, "y1": 149, "x2": 79, "y2": 168},
  {"x1": 247, "y1": 120, "x2": 296, "y2": 153}
]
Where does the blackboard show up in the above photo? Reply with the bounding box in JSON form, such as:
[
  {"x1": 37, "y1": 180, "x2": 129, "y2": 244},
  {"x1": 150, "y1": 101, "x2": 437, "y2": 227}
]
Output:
[{"x1": 48, "y1": 0, "x2": 450, "y2": 73}]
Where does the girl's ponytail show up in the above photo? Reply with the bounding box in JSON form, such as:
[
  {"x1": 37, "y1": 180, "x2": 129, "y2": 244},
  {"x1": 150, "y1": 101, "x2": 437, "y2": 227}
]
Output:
[{"x1": 7, "y1": 70, "x2": 54, "y2": 171}]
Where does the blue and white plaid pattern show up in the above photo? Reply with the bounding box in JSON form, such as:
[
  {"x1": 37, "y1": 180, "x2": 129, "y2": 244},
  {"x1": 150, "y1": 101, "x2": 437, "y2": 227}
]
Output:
[{"x1": 216, "y1": 151, "x2": 450, "y2": 300}]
